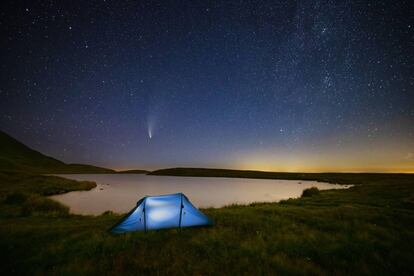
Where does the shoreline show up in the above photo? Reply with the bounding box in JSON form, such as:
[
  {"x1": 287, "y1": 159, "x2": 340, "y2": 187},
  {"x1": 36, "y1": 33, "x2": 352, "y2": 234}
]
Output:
[{"x1": 51, "y1": 173, "x2": 353, "y2": 216}]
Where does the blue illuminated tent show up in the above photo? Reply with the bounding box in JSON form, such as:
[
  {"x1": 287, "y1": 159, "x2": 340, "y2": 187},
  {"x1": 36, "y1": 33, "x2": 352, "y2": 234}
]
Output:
[{"x1": 111, "y1": 193, "x2": 212, "y2": 233}]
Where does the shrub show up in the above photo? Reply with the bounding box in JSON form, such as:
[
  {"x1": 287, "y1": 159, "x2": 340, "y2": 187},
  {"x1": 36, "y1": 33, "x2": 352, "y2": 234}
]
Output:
[
  {"x1": 301, "y1": 187, "x2": 320, "y2": 198},
  {"x1": 102, "y1": 210, "x2": 115, "y2": 216}
]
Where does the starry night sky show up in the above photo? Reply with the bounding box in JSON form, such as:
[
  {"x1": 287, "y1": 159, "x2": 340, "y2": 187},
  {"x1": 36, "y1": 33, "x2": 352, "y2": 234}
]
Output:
[{"x1": 1, "y1": 1, "x2": 413, "y2": 172}]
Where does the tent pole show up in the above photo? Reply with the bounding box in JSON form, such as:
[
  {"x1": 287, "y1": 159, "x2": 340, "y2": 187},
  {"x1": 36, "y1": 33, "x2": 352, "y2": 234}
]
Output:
[
  {"x1": 143, "y1": 198, "x2": 147, "y2": 233},
  {"x1": 178, "y1": 194, "x2": 183, "y2": 231}
]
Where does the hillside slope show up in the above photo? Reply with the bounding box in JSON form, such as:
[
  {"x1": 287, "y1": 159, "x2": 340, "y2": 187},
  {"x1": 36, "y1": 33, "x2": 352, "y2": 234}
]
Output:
[{"x1": 0, "y1": 130, "x2": 114, "y2": 173}]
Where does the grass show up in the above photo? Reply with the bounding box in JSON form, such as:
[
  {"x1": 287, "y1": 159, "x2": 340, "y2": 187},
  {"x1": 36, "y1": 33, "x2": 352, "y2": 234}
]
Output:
[
  {"x1": 0, "y1": 171, "x2": 413, "y2": 275},
  {"x1": 0, "y1": 171, "x2": 96, "y2": 196}
]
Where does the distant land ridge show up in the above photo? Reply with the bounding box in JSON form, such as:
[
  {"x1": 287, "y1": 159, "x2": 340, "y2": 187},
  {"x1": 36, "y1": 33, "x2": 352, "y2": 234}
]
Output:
[{"x1": 149, "y1": 167, "x2": 408, "y2": 184}]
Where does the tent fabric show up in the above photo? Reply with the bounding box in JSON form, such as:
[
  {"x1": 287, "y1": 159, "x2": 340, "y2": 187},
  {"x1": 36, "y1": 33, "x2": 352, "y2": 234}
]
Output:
[{"x1": 111, "y1": 193, "x2": 212, "y2": 233}]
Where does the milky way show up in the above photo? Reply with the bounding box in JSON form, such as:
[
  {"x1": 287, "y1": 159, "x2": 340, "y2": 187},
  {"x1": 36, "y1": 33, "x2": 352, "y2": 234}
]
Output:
[{"x1": 0, "y1": 1, "x2": 413, "y2": 172}]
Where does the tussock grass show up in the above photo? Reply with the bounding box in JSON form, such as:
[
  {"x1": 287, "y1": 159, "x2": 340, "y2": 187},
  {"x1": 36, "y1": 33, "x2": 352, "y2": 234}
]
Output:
[{"x1": 301, "y1": 187, "x2": 320, "y2": 197}]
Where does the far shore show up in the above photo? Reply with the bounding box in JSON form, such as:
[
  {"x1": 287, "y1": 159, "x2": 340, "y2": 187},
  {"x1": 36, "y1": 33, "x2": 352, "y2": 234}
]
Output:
[{"x1": 54, "y1": 167, "x2": 413, "y2": 186}]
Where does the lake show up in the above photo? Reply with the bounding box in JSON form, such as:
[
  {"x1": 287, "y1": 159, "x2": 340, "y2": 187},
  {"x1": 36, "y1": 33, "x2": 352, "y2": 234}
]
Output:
[{"x1": 51, "y1": 174, "x2": 351, "y2": 215}]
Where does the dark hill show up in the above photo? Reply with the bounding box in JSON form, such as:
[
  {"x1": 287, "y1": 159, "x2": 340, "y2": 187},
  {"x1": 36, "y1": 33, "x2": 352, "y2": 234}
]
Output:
[{"x1": 0, "y1": 130, "x2": 114, "y2": 173}]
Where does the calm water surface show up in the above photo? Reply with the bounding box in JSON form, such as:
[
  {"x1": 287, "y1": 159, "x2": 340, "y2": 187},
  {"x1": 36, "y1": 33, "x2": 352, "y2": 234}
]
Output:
[{"x1": 51, "y1": 174, "x2": 351, "y2": 215}]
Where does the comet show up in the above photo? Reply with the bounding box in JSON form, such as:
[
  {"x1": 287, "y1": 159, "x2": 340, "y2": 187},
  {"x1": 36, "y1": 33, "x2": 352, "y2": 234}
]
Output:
[
  {"x1": 147, "y1": 117, "x2": 154, "y2": 139},
  {"x1": 147, "y1": 102, "x2": 161, "y2": 140}
]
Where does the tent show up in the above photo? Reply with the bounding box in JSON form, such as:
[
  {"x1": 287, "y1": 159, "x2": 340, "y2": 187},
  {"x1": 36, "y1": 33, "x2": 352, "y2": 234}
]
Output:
[{"x1": 111, "y1": 193, "x2": 212, "y2": 233}]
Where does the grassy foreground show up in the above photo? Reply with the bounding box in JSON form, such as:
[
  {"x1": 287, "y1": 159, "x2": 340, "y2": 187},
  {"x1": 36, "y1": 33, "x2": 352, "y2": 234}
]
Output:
[{"x1": 0, "y1": 171, "x2": 414, "y2": 275}]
